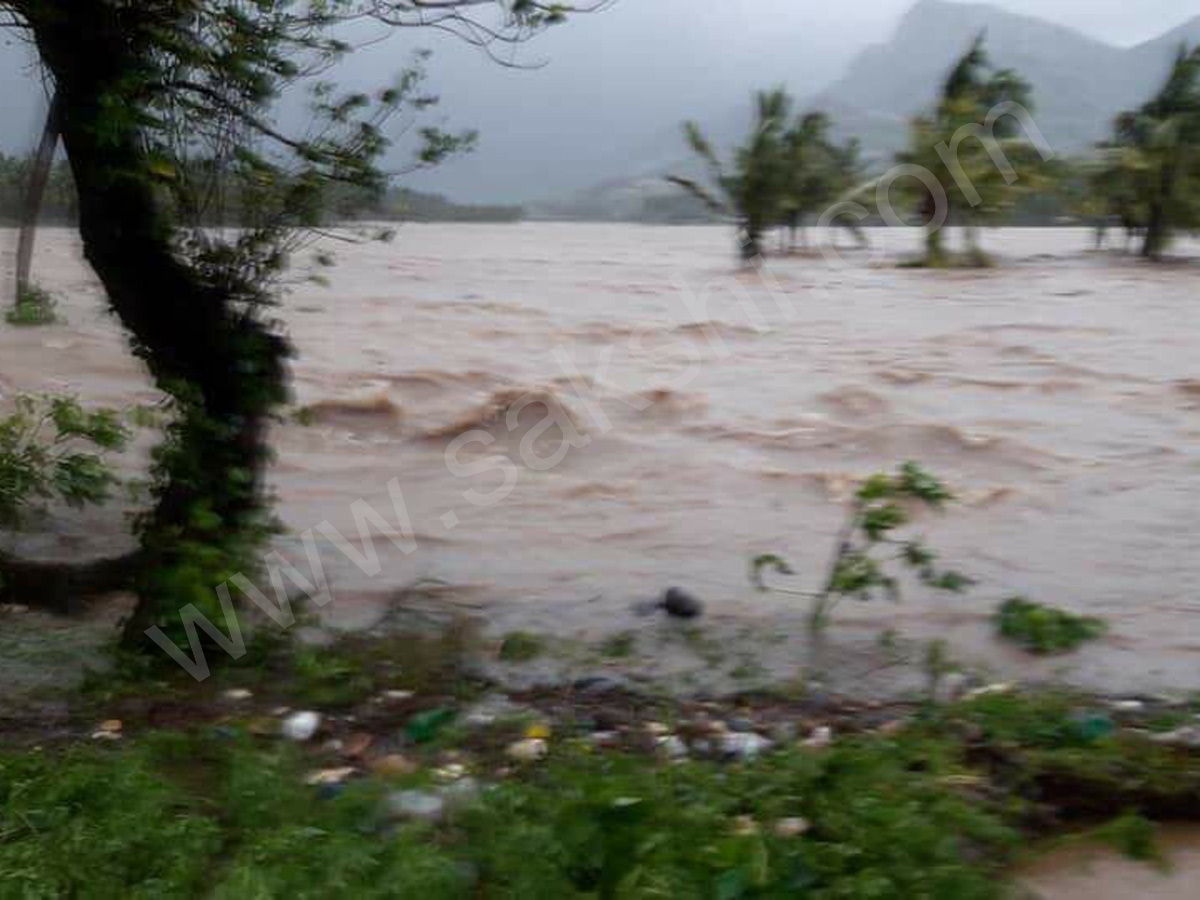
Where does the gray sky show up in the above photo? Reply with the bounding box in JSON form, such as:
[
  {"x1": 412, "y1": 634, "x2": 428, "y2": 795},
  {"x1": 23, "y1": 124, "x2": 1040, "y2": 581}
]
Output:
[{"x1": 3, "y1": 1, "x2": 1198, "y2": 202}]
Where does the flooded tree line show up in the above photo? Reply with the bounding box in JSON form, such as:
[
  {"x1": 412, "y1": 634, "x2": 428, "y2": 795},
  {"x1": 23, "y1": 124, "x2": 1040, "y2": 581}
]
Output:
[{"x1": 672, "y1": 36, "x2": 1200, "y2": 266}]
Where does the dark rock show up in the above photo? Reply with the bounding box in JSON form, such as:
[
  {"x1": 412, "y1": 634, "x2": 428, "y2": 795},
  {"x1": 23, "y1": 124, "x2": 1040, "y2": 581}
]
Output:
[{"x1": 661, "y1": 587, "x2": 704, "y2": 619}]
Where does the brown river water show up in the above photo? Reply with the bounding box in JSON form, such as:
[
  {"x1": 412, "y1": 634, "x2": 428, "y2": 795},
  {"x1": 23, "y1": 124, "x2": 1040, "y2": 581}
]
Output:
[{"x1": 3, "y1": 224, "x2": 1200, "y2": 699}]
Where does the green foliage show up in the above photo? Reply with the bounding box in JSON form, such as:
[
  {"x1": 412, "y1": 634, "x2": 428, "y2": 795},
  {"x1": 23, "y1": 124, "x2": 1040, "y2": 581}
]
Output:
[
  {"x1": 670, "y1": 88, "x2": 794, "y2": 260},
  {"x1": 1095, "y1": 812, "x2": 1162, "y2": 863},
  {"x1": 748, "y1": 553, "x2": 795, "y2": 591},
  {"x1": 670, "y1": 89, "x2": 862, "y2": 260},
  {"x1": 0, "y1": 724, "x2": 1019, "y2": 899},
  {"x1": 0, "y1": 155, "x2": 76, "y2": 225},
  {"x1": 1088, "y1": 45, "x2": 1200, "y2": 258},
  {"x1": 129, "y1": 393, "x2": 281, "y2": 651},
  {"x1": 5, "y1": 283, "x2": 60, "y2": 327},
  {"x1": 499, "y1": 631, "x2": 546, "y2": 663},
  {"x1": 3, "y1": 1, "x2": 588, "y2": 660},
  {"x1": 753, "y1": 463, "x2": 972, "y2": 631},
  {"x1": 778, "y1": 112, "x2": 865, "y2": 248},
  {"x1": 289, "y1": 644, "x2": 375, "y2": 708},
  {"x1": 995, "y1": 597, "x2": 1107, "y2": 654},
  {"x1": 891, "y1": 36, "x2": 1049, "y2": 266},
  {"x1": 0, "y1": 395, "x2": 128, "y2": 532}
]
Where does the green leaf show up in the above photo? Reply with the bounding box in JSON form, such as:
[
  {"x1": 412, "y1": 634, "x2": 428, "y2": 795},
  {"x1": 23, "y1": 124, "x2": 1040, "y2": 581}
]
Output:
[
  {"x1": 749, "y1": 553, "x2": 795, "y2": 591},
  {"x1": 861, "y1": 503, "x2": 907, "y2": 541}
]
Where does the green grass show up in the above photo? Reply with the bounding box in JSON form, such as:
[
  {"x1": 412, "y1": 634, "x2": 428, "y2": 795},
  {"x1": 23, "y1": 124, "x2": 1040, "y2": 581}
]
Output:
[
  {"x1": 0, "y1": 726, "x2": 1020, "y2": 899},
  {"x1": 289, "y1": 644, "x2": 376, "y2": 708},
  {"x1": 4, "y1": 688, "x2": 1200, "y2": 897},
  {"x1": 995, "y1": 597, "x2": 1107, "y2": 654}
]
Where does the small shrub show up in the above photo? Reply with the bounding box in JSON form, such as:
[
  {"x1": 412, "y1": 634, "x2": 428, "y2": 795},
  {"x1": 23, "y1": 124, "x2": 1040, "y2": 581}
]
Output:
[
  {"x1": 1, "y1": 395, "x2": 128, "y2": 529},
  {"x1": 1096, "y1": 812, "x2": 1161, "y2": 863},
  {"x1": 0, "y1": 396, "x2": 129, "y2": 595},
  {"x1": 6, "y1": 284, "x2": 61, "y2": 326},
  {"x1": 995, "y1": 597, "x2": 1106, "y2": 655},
  {"x1": 752, "y1": 462, "x2": 973, "y2": 631}
]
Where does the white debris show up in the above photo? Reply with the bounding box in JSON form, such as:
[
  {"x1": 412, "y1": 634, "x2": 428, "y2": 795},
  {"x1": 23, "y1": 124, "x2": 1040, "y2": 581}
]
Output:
[
  {"x1": 281, "y1": 711, "x2": 322, "y2": 742},
  {"x1": 1110, "y1": 699, "x2": 1145, "y2": 713},
  {"x1": 721, "y1": 732, "x2": 773, "y2": 761},
  {"x1": 803, "y1": 726, "x2": 834, "y2": 750},
  {"x1": 656, "y1": 735, "x2": 689, "y2": 760},
  {"x1": 506, "y1": 738, "x2": 548, "y2": 762},
  {"x1": 303, "y1": 767, "x2": 357, "y2": 786},
  {"x1": 964, "y1": 683, "x2": 1015, "y2": 701},
  {"x1": 773, "y1": 817, "x2": 812, "y2": 838}
]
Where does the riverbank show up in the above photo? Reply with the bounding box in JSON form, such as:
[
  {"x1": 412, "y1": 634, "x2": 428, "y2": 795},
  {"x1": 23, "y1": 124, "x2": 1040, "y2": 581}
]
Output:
[{"x1": 4, "y1": 614, "x2": 1200, "y2": 898}]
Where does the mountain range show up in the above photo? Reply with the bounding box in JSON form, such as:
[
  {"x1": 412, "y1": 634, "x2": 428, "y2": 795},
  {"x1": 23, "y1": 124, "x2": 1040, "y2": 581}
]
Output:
[
  {"x1": 536, "y1": 0, "x2": 1200, "y2": 219},
  {"x1": 818, "y1": 0, "x2": 1200, "y2": 159}
]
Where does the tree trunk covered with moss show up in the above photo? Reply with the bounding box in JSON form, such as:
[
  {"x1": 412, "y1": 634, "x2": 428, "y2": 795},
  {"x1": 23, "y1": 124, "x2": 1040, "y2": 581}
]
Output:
[
  {"x1": 18, "y1": 3, "x2": 288, "y2": 647},
  {"x1": 2, "y1": 0, "x2": 574, "y2": 656}
]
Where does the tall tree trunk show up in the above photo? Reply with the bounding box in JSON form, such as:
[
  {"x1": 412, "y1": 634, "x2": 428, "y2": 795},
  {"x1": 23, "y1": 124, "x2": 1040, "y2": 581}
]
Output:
[
  {"x1": 20, "y1": 5, "x2": 290, "y2": 647},
  {"x1": 1143, "y1": 158, "x2": 1176, "y2": 261},
  {"x1": 921, "y1": 186, "x2": 945, "y2": 266},
  {"x1": 14, "y1": 92, "x2": 60, "y2": 302},
  {"x1": 740, "y1": 220, "x2": 763, "y2": 263},
  {"x1": 1143, "y1": 203, "x2": 1166, "y2": 260}
]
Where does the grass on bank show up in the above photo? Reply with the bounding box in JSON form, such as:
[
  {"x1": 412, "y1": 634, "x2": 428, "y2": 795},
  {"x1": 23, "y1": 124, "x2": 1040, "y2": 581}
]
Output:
[
  {"x1": 0, "y1": 725, "x2": 1016, "y2": 898},
  {"x1": 3, "y1": 688, "x2": 1199, "y2": 899}
]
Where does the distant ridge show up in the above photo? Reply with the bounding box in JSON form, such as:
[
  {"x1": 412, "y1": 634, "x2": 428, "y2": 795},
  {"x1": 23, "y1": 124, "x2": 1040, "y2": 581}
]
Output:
[{"x1": 814, "y1": 0, "x2": 1200, "y2": 161}]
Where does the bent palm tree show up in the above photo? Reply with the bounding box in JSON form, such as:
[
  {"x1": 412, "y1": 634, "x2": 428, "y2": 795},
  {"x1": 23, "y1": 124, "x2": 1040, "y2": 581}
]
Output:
[
  {"x1": 668, "y1": 89, "x2": 791, "y2": 262},
  {"x1": 1095, "y1": 47, "x2": 1200, "y2": 259},
  {"x1": 778, "y1": 112, "x2": 864, "y2": 252},
  {"x1": 893, "y1": 35, "x2": 1047, "y2": 266}
]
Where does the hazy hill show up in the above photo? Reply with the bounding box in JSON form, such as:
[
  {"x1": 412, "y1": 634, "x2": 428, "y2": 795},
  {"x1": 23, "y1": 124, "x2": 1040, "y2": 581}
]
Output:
[{"x1": 815, "y1": 0, "x2": 1200, "y2": 162}]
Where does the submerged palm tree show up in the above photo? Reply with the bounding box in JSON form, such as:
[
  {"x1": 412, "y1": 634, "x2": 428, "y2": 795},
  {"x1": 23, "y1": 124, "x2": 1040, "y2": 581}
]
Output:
[
  {"x1": 778, "y1": 112, "x2": 864, "y2": 252},
  {"x1": 1092, "y1": 47, "x2": 1200, "y2": 259},
  {"x1": 893, "y1": 35, "x2": 1046, "y2": 266},
  {"x1": 668, "y1": 89, "x2": 792, "y2": 262}
]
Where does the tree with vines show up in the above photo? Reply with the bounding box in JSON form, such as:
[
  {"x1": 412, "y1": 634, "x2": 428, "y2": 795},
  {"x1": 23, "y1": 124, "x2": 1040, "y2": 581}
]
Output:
[{"x1": 0, "y1": 0, "x2": 607, "y2": 653}]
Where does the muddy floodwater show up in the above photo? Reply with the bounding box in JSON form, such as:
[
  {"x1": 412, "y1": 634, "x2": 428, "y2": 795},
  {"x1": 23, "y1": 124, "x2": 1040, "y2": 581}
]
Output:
[
  {"x1": 3, "y1": 225, "x2": 1200, "y2": 697},
  {"x1": 1017, "y1": 826, "x2": 1200, "y2": 899}
]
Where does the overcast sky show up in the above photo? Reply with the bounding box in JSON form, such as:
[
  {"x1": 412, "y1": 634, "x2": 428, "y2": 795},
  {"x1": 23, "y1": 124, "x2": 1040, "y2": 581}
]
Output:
[{"x1": 3, "y1": 1, "x2": 1199, "y2": 202}]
